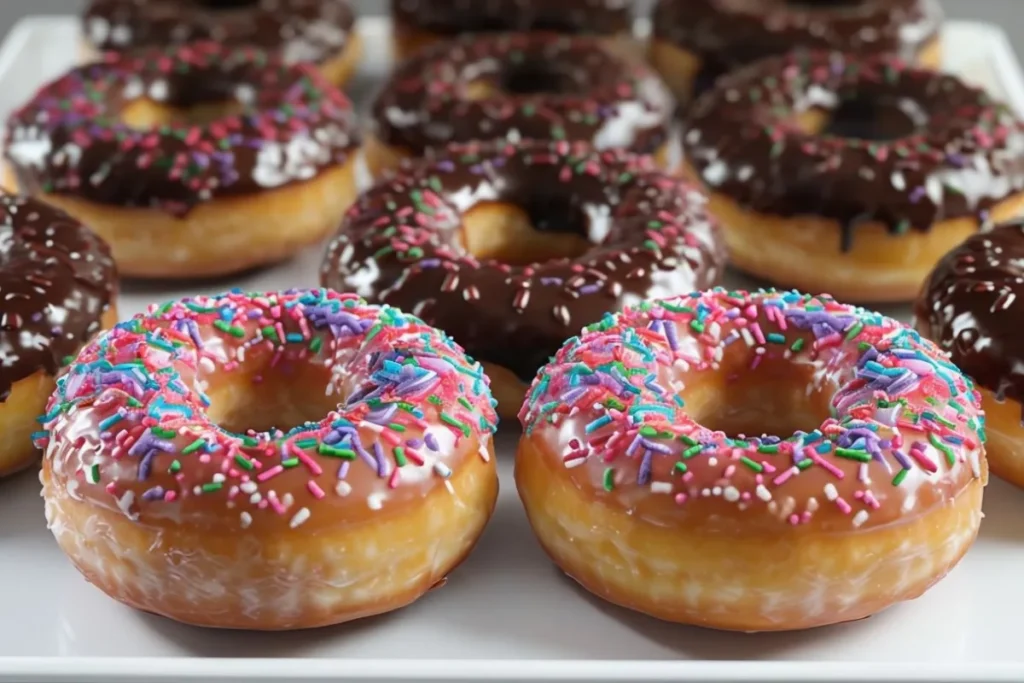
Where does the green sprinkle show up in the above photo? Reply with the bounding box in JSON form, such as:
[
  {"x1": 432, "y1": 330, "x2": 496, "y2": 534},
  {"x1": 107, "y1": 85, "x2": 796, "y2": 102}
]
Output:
[
  {"x1": 674, "y1": 461, "x2": 688, "y2": 474},
  {"x1": 929, "y1": 432, "x2": 957, "y2": 466},
  {"x1": 758, "y1": 444, "x2": 779, "y2": 454},
  {"x1": 261, "y1": 326, "x2": 279, "y2": 343},
  {"x1": 318, "y1": 444, "x2": 356, "y2": 459},
  {"x1": 766, "y1": 333, "x2": 786, "y2": 344},
  {"x1": 152, "y1": 427, "x2": 176, "y2": 438},
  {"x1": 201, "y1": 482, "x2": 223, "y2": 493},
  {"x1": 790, "y1": 338, "x2": 805, "y2": 352},
  {"x1": 88, "y1": 464, "x2": 100, "y2": 483},
  {"x1": 441, "y1": 413, "x2": 472, "y2": 437},
  {"x1": 797, "y1": 458, "x2": 814, "y2": 470},
  {"x1": 213, "y1": 319, "x2": 245, "y2": 338},
  {"x1": 682, "y1": 445, "x2": 702, "y2": 458},
  {"x1": 282, "y1": 458, "x2": 300, "y2": 468},
  {"x1": 835, "y1": 447, "x2": 872, "y2": 462},
  {"x1": 168, "y1": 460, "x2": 182, "y2": 473},
  {"x1": 394, "y1": 447, "x2": 408, "y2": 467},
  {"x1": 740, "y1": 456, "x2": 764, "y2": 473},
  {"x1": 603, "y1": 468, "x2": 615, "y2": 491},
  {"x1": 309, "y1": 337, "x2": 323, "y2": 353},
  {"x1": 234, "y1": 454, "x2": 254, "y2": 470},
  {"x1": 892, "y1": 469, "x2": 909, "y2": 486}
]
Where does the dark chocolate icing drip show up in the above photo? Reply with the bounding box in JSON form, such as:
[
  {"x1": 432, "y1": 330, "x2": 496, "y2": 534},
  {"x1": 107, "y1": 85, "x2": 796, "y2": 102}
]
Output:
[
  {"x1": 682, "y1": 51, "x2": 1024, "y2": 251},
  {"x1": 320, "y1": 140, "x2": 725, "y2": 382},
  {"x1": 4, "y1": 43, "x2": 359, "y2": 216},
  {"x1": 391, "y1": 0, "x2": 632, "y2": 37},
  {"x1": 0, "y1": 193, "x2": 116, "y2": 401},
  {"x1": 916, "y1": 221, "x2": 1024, "y2": 408},
  {"x1": 372, "y1": 32, "x2": 673, "y2": 158},
  {"x1": 654, "y1": 0, "x2": 942, "y2": 91},
  {"x1": 83, "y1": 0, "x2": 355, "y2": 66}
]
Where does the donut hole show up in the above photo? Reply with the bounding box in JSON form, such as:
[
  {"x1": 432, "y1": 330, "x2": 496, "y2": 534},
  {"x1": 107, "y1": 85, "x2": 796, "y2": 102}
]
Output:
[
  {"x1": 462, "y1": 61, "x2": 587, "y2": 100},
  {"x1": 202, "y1": 358, "x2": 340, "y2": 436},
  {"x1": 120, "y1": 99, "x2": 246, "y2": 130},
  {"x1": 461, "y1": 195, "x2": 593, "y2": 265},
  {"x1": 684, "y1": 360, "x2": 835, "y2": 440},
  {"x1": 798, "y1": 95, "x2": 928, "y2": 142}
]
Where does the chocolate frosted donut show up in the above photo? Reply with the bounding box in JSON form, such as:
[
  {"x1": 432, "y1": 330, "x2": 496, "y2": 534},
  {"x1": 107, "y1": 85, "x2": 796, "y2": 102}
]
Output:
[
  {"x1": 5, "y1": 42, "x2": 361, "y2": 278},
  {"x1": 83, "y1": 0, "x2": 361, "y2": 86},
  {"x1": 367, "y1": 32, "x2": 675, "y2": 177},
  {"x1": 0, "y1": 191, "x2": 117, "y2": 477},
  {"x1": 650, "y1": 0, "x2": 943, "y2": 102},
  {"x1": 321, "y1": 139, "x2": 725, "y2": 417},
  {"x1": 681, "y1": 51, "x2": 1024, "y2": 303},
  {"x1": 915, "y1": 222, "x2": 1024, "y2": 487},
  {"x1": 391, "y1": 0, "x2": 635, "y2": 62}
]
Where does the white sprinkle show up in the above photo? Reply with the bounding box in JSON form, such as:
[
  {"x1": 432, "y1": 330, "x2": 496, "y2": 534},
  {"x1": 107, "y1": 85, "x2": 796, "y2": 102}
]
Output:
[
  {"x1": 723, "y1": 486, "x2": 740, "y2": 502},
  {"x1": 707, "y1": 457, "x2": 718, "y2": 466},
  {"x1": 650, "y1": 481, "x2": 673, "y2": 494},
  {"x1": 564, "y1": 457, "x2": 587, "y2": 469},
  {"x1": 444, "y1": 480, "x2": 455, "y2": 495},
  {"x1": 434, "y1": 462, "x2": 453, "y2": 478},
  {"x1": 852, "y1": 510, "x2": 869, "y2": 528},
  {"x1": 367, "y1": 493, "x2": 384, "y2": 510},
  {"x1": 116, "y1": 490, "x2": 138, "y2": 520},
  {"x1": 824, "y1": 483, "x2": 839, "y2": 501},
  {"x1": 289, "y1": 507, "x2": 311, "y2": 528},
  {"x1": 249, "y1": 492, "x2": 262, "y2": 504},
  {"x1": 199, "y1": 356, "x2": 216, "y2": 373},
  {"x1": 335, "y1": 481, "x2": 352, "y2": 497},
  {"x1": 281, "y1": 493, "x2": 294, "y2": 509},
  {"x1": 240, "y1": 481, "x2": 257, "y2": 494},
  {"x1": 969, "y1": 450, "x2": 982, "y2": 478},
  {"x1": 240, "y1": 512, "x2": 252, "y2": 529},
  {"x1": 756, "y1": 484, "x2": 772, "y2": 502},
  {"x1": 212, "y1": 473, "x2": 226, "y2": 483},
  {"x1": 358, "y1": 420, "x2": 384, "y2": 433},
  {"x1": 478, "y1": 442, "x2": 491, "y2": 463},
  {"x1": 711, "y1": 486, "x2": 722, "y2": 496}
]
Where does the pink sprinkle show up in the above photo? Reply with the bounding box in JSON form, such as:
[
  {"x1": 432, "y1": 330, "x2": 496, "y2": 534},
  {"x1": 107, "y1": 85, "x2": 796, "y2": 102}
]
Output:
[
  {"x1": 293, "y1": 446, "x2": 323, "y2": 476},
  {"x1": 773, "y1": 466, "x2": 798, "y2": 486},
  {"x1": 674, "y1": 493, "x2": 688, "y2": 505},
  {"x1": 199, "y1": 453, "x2": 211, "y2": 464},
  {"x1": 163, "y1": 490, "x2": 177, "y2": 502},
  {"x1": 836, "y1": 497, "x2": 852, "y2": 514},
  {"x1": 307, "y1": 480, "x2": 326, "y2": 499},
  {"x1": 257, "y1": 464, "x2": 284, "y2": 482},
  {"x1": 267, "y1": 491, "x2": 286, "y2": 515},
  {"x1": 806, "y1": 447, "x2": 845, "y2": 479},
  {"x1": 750, "y1": 323, "x2": 766, "y2": 345},
  {"x1": 788, "y1": 513, "x2": 800, "y2": 525},
  {"x1": 388, "y1": 468, "x2": 401, "y2": 489}
]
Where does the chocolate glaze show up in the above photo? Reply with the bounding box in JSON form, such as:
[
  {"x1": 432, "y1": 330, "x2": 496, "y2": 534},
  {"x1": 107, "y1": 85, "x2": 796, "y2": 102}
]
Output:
[
  {"x1": 915, "y1": 221, "x2": 1024, "y2": 409},
  {"x1": 320, "y1": 139, "x2": 725, "y2": 382},
  {"x1": 84, "y1": 0, "x2": 355, "y2": 66},
  {"x1": 682, "y1": 51, "x2": 1024, "y2": 251},
  {"x1": 5, "y1": 43, "x2": 359, "y2": 217},
  {"x1": 392, "y1": 0, "x2": 632, "y2": 37},
  {"x1": 371, "y1": 32, "x2": 674, "y2": 157},
  {"x1": 653, "y1": 0, "x2": 942, "y2": 94},
  {"x1": 0, "y1": 192, "x2": 116, "y2": 401}
]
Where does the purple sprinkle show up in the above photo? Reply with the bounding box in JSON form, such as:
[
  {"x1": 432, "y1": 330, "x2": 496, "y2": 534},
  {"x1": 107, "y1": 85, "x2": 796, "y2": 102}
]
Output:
[
  {"x1": 337, "y1": 461, "x2": 350, "y2": 479},
  {"x1": 373, "y1": 442, "x2": 388, "y2": 477},
  {"x1": 141, "y1": 486, "x2": 165, "y2": 501},
  {"x1": 638, "y1": 449, "x2": 654, "y2": 485},
  {"x1": 425, "y1": 433, "x2": 440, "y2": 451}
]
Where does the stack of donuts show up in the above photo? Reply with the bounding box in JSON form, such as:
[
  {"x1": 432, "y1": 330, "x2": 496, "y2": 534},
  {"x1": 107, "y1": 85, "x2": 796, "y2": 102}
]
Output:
[{"x1": 0, "y1": 0, "x2": 1021, "y2": 635}]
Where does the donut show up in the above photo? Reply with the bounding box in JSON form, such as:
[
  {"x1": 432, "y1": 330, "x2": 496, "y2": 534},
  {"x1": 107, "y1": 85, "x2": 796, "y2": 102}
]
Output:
[
  {"x1": 366, "y1": 32, "x2": 675, "y2": 178},
  {"x1": 516, "y1": 288, "x2": 986, "y2": 631},
  {"x1": 915, "y1": 221, "x2": 1024, "y2": 489},
  {"x1": 321, "y1": 139, "x2": 725, "y2": 419},
  {"x1": 82, "y1": 0, "x2": 362, "y2": 87},
  {"x1": 4, "y1": 42, "x2": 360, "y2": 279},
  {"x1": 681, "y1": 51, "x2": 1024, "y2": 303},
  {"x1": 650, "y1": 0, "x2": 943, "y2": 103},
  {"x1": 0, "y1": 192, "x2": 117, "y2": 478},
  {"x1": 35, "y1": 289, "x2": 499, "y2": 630},
  {"x1": 390, "y1": 0, "x2": 635, "y2": 63}
]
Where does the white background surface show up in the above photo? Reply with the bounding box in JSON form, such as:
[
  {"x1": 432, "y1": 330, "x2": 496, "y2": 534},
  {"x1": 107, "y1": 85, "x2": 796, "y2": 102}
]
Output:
[{"x1": 2, "y1": 15, "x2": 1024, "y2": 683}]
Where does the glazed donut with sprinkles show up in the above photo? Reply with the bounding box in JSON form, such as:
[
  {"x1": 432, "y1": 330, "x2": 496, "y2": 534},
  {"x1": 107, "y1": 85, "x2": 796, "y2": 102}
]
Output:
[
  {"x1": 390, "y1": 0, "x2": 636, "y2": 62},
  {"x1": 517, "y1": 289, "x2": 986, "y2": 631},
  {"x1": 366, "y1": 32, "x2": 675, "y2": 177},
  {"x1": 36, "y1": 289, "x2": 499, "y2": 630},
  {"x1": 83, "y1": 0, "x2": 363, "y2": 87},
  {"x1": 4, "y1": 42, "x2": 361, "y2": 279},
  {"x1": 682, "y1": 51, "x2": 1024, "y2": 303},
  {"x1": 321, "y1": 139, "x2": 724, "y2": 418}
]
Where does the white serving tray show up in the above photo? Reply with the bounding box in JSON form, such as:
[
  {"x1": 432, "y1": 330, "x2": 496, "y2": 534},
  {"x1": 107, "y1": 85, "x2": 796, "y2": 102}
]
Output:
[{"x1": 2, "y1": 14, "x2": 1024, "y2": 683}]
